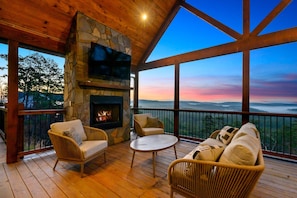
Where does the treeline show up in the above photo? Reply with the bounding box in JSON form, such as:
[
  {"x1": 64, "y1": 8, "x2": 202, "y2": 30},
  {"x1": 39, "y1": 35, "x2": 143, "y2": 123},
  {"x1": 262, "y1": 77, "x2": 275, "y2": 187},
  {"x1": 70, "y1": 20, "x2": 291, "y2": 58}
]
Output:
[{"x1": 0, "y1": 53, "x2": 64, "y2": 109}]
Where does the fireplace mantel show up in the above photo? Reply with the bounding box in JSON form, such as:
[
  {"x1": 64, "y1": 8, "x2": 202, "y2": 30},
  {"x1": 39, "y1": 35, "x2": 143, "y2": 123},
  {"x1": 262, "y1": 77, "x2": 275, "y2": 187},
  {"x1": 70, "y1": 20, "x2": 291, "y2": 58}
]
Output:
[{"x1": 78, "y1": 80, "x2": 131, "y2": 91}]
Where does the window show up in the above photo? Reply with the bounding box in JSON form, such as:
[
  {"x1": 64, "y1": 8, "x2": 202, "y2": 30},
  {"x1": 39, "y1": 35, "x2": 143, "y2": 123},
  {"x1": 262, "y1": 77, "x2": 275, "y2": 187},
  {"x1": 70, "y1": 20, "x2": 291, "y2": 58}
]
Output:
[
  {"x1": 180, "y1": 53, "x2": 242, "y2": 111},
  {"x1": 18, "y1": 47, "x2": 65, "y2": 109},
  {"x1": 250, "y1": 42, "x2": 297, "y2": 113},
  {"x1": 0, "y1": 42, "x2": 8, "y2": 104},
  {"x1": 139, "y1": 66, "x2": 174, "y2": 108}
]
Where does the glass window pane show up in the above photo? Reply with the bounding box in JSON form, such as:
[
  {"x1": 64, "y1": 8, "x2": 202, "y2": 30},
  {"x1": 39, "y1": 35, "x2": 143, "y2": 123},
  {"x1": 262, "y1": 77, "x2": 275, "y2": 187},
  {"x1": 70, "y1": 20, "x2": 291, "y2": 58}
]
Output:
[
  {"x1": 139, "y1": 66, "x2": 174, "y2": 108},
  {"x1": 187, "y1": 0, "x2": 242, "y2": 33},
  {"x1": 180, "y1": 53, "x2": 242, "y2": 111},
  {"x1": 147, "y1": 7, "x2": 235, "y2": 62},
  {"x1": 251, "y1": 0, "x2": 297, "y2": 34},
  {"x1": 0, "y1": 42, "x2": 8, "y2": 104},
  {"x1": 250, "y1": 42, "x2": 297, "y2": 113},
  {"x1": 18, "y1": 47, "x2": 65, "y2": 109}
]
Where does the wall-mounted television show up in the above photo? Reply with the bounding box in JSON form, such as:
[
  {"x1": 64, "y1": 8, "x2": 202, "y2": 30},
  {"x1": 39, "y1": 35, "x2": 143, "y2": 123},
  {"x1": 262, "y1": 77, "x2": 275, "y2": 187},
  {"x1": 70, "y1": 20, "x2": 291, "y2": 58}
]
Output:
[{"x1": 88, "y1": 42, "x2": 131, "y2": 80}]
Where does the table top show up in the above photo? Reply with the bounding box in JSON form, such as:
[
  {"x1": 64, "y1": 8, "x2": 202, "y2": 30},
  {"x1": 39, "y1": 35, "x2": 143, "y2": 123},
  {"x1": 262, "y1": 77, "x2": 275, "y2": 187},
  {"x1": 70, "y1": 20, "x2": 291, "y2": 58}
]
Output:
[{"x1": 130, "y1": 134, "x2": 178, "y2": 152}]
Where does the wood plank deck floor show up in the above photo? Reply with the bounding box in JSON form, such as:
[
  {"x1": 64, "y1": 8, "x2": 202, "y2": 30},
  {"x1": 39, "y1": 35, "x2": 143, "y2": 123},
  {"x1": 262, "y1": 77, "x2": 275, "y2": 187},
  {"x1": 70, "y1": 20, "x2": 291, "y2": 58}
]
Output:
[{"x1": 1, "y1": 135, "x2": 297, "y2": 198}]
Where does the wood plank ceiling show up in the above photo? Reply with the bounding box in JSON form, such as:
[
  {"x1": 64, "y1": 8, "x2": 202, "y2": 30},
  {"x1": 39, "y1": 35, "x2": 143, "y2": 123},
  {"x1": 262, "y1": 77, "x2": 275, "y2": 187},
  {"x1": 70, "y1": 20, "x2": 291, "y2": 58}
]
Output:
[{"x1": 0, "y1": 0, "x2": 178, "y2": 71}]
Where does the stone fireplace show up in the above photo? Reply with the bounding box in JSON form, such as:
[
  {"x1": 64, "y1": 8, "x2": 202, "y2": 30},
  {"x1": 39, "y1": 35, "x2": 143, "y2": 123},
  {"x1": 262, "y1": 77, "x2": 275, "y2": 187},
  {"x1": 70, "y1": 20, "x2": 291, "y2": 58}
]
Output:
[{"x1": 64, "y1": 12, "x2": 131, "y2": 145}]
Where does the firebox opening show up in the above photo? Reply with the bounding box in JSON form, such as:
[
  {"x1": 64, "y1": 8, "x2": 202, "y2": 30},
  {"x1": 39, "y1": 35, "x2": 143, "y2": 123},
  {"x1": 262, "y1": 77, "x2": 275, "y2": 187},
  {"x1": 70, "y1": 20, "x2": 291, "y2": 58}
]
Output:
[
  {"x1": 94, "y1": 104, "x2": 119, "y2": 123},
  {"x1": 90, "y1": 95, "x2": 123, "y2": 130}
]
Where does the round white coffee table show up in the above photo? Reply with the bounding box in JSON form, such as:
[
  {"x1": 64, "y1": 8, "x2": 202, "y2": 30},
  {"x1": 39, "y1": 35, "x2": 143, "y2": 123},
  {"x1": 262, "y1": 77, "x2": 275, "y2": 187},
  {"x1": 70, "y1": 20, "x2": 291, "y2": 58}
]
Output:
[{"x1": 130, "y1": 134, "x2": 178, "y2": 177}]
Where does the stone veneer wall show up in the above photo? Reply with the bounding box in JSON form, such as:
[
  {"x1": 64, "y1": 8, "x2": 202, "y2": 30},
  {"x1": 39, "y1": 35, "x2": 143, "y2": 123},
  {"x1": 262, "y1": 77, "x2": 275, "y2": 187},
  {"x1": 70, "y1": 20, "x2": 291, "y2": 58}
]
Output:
[{"x1": 64, "y1": 12, "x2": 131, "y2": 145}]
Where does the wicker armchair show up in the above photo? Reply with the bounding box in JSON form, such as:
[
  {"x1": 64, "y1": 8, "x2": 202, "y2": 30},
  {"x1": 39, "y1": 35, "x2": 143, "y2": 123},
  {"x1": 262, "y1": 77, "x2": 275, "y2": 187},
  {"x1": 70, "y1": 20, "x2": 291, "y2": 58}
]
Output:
[
  {"x1": 168, "y1": 123, "x2": 265, "y2": 198},
  {"x1": 134, "y1": 113, "x2": 164, "y2": 137},
  {"x1": 48, "y1": 119, "x2": 108, "y2": 177}
]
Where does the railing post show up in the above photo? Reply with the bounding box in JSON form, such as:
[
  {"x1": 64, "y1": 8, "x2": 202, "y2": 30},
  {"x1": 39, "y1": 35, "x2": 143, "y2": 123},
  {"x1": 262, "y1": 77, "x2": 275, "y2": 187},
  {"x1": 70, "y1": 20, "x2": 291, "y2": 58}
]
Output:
[
  {"x1": 18, "y1": 103, "x2": 24, "y2": 157},
  {"x1": 174, "y1": 109, "x2": 179, "y2": 137},
  {"x1": 0, "y1": 107, "x2": 6, "y2": 140}
]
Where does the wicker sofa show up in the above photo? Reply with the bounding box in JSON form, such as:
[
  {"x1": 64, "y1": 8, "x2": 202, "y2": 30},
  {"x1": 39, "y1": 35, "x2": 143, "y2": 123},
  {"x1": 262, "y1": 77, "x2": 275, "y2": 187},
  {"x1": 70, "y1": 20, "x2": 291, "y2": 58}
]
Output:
[{"x1": 168, "y1": 122, "x2": 265, "y2": 198}]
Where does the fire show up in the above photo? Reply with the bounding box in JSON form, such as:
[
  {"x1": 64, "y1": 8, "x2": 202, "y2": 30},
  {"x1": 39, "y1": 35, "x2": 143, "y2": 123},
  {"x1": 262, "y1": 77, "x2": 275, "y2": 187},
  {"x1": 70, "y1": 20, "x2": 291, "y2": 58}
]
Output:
[{"x1": 96, "y1": 110, "x2": 112, "y2": 122}]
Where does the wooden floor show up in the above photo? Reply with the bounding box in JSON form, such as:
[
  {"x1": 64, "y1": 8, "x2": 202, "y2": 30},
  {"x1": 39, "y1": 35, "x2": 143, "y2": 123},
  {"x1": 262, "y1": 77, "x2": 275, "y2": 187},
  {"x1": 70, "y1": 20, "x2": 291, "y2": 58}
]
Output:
[{"x1": 1, "y1": 135, "x2": 297, "y2": 198}]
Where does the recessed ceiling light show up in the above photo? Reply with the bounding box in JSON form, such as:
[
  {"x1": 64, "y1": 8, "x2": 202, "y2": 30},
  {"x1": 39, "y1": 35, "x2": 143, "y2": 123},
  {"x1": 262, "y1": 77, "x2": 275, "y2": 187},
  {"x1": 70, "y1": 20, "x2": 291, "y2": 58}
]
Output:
[{"x1": 142, "y1": 13, "x2": 147, "y2": 21}]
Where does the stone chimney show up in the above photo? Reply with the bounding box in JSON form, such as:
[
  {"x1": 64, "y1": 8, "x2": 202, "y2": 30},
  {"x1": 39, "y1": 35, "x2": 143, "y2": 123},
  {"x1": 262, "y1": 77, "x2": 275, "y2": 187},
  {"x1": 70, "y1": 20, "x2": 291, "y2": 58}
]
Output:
[{"x1": 64, "y1": 12, "x2": 131, "y2": 145}]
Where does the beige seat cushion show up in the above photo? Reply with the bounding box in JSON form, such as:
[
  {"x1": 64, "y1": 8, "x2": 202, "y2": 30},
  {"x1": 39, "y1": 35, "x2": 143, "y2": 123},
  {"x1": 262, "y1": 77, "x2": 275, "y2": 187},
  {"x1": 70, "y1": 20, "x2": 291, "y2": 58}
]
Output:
[
  {"x1": 142, "y1": 127, "x2": 164, "y2": 136},
  {"x1": 50, "y1": 119, "x2": 87, "y2": 141},
  {"x1": 80, "y1": 140, "x2": 108, "y2": 159},
  {"x1": 219, "y1": 122, "x2": 260, "y2": 166},
  {"x1": 219, "y1": 133, "x2": 260, "y2": 166},
  {"x1": 233, "y1": 122, "x2": 258, "y2": 140}
]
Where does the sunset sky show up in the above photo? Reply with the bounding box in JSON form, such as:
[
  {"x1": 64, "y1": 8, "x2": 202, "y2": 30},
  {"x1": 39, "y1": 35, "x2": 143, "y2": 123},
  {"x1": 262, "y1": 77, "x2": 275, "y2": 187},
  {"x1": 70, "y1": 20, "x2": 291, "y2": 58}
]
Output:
[{"x1": 139, "y1": 0, "x2": 297, "y2": 104}]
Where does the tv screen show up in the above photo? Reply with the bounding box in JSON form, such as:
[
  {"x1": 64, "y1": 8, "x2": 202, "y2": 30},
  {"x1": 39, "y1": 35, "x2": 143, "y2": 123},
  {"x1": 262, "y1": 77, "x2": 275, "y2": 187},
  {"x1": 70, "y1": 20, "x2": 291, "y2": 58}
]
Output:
[{"x1": 88, "y1": 42, "x2": 131, "y2": 80}]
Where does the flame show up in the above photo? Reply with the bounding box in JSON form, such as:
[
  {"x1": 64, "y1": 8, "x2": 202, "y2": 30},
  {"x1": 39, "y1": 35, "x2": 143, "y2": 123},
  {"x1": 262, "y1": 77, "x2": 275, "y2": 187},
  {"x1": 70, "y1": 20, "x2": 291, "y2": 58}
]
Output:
[{"x1": 96, "y1": 110, "x2": 112, "y2": 122}]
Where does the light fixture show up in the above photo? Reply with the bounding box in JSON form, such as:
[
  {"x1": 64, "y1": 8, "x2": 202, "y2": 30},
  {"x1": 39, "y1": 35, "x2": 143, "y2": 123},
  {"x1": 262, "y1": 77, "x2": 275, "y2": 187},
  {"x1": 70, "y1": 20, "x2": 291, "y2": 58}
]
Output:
[{"x1": 142, "y1": 13, "x2": 147, "y2": 21}]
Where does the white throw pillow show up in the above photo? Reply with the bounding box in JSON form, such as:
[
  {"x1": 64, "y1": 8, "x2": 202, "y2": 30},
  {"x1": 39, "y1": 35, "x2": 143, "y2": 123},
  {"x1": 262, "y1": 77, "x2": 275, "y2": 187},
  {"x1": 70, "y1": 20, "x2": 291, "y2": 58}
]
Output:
[
  {"x1": 216, "y1": 126, "x2": 238, "y2": 145},
  {"x1": 184, "y1": 144, "x2": 224, "y2": 177},
  {"x1": 63, "y1": 127, "x2": 83, "y2": 145}
]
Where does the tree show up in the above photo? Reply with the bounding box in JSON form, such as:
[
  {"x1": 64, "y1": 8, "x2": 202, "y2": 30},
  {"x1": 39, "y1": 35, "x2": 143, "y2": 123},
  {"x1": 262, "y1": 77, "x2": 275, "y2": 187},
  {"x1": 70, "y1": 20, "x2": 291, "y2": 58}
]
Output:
[
  {"x1": 0, "y1": 53, "x2": 64, "y2": 109},
  {"x1": 0, "y1": 54, "x2": 8, "y2": 104}
]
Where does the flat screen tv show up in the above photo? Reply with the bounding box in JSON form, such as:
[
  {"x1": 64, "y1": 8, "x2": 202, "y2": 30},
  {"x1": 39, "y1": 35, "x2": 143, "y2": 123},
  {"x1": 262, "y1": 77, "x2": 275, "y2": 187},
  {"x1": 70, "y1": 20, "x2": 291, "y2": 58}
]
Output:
[{"x1": 88, "y1": 42, "x2": 131, "y2": 80}]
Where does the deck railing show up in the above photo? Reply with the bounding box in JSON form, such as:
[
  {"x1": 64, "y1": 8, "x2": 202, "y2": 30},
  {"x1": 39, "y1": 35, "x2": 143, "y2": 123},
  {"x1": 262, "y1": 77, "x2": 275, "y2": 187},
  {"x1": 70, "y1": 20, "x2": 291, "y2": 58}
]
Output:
[
  {"x1": 0, "y1": 106, "x2": 64, "y2": 157},
  {"x1": 1, "y1": 106, "x2": 297, "y2": 161},
  {"x1": 18, "y1": 109, "x2": 65, "y2": 157},
  {"x1": 132, "y1": 108, "x2": 297, "y2": 161}
]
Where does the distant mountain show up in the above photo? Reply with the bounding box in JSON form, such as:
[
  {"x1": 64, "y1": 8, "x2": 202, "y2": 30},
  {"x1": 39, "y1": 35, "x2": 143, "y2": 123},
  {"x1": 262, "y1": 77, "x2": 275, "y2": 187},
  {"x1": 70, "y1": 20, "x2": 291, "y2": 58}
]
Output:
[{"x1": 136, "y1": 100, "x2": 297, "y2": 114}]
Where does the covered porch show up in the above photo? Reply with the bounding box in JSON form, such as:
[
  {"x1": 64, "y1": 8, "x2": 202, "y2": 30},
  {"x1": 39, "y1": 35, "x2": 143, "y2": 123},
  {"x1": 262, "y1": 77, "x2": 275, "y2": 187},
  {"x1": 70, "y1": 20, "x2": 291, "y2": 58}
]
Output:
[{"x1": 0, "y1": 1, "x2": 297, "y2": 196}]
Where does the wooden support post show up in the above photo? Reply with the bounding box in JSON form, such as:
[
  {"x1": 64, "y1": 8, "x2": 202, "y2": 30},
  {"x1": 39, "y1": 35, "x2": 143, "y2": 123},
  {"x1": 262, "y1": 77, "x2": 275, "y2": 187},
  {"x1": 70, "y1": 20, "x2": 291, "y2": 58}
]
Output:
[
  {"x1": 242, "y1": 0, "x2": 250, "y2": 124},
  {"x1": 6, "y1": 40, "x2": 19, "y2": 163},
  {"x1": 242, "y1": 50, "x2": 250, "y2": 124},
  {"x1": 133, "y1": 71, "x2": 139, "y2": 115},
  {"x1": 174, "y1": 63, "x2": 180, "y2": 137}
]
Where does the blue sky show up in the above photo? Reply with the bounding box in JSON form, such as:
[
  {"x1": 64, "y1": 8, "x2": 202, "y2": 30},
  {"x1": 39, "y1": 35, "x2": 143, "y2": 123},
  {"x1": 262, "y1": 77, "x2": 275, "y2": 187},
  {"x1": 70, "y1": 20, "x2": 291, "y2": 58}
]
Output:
[{"x1": 139, "y1": 0, "x2": 297, "y2": 104}]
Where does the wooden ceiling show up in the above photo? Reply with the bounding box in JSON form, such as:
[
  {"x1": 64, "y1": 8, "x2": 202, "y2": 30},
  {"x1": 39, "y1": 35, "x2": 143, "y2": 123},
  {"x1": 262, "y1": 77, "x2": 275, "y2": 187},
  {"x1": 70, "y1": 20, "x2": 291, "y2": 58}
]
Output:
[{"x1": 0, "y1": 0, "x2": 179, "y2": 70}]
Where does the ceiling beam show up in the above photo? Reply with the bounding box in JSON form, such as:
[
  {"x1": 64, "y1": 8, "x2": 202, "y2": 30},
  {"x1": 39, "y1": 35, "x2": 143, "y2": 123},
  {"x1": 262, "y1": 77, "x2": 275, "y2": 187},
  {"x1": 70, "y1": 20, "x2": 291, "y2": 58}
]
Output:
[
  {"x1": 138, "y1": 27, "x2": 297, "y2": 70},
  {"x1": 0, "y1": 23, "x2": 66, "y2": 55},
  {"x1": 243, "y1": 0, "x2": 250, "y2": 37},
  {"x1": 251, "y1": 0, "x2": 292, "y2": 36},
  {"x1": 181, "y1": 1, "x2": 242, "y2": 40}
]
